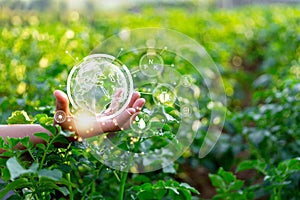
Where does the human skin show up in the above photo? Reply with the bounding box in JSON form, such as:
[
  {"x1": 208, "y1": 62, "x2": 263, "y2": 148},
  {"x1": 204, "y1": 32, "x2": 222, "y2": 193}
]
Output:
[{"x1": 0, "y1": 90, "x2": 145, "y2": 151}]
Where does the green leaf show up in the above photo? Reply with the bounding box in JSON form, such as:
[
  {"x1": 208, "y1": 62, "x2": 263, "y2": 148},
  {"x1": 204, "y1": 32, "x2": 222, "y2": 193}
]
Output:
[
  {"x1": 0, "y1": 178, "x2": 31, "y2": 199},
  {"x1": 38, "y1": 169, "x2": 62, "y2": 181},
  {"x1": 6, "y1": 137, "x2": 20, "y2": 148},
  {"x1": 59, "y1": 164, "x2": 72, "y2": 173},
  {"x1": 29, "y1": 163, "x2": 39, "y2": 172},
  {"x1": 286, "y1": 158, "x2": 300, "y2": 171},
  {"x1": 212, "y1": 194, "x2": 227, "y2": 200},
  {"x1": 218, "y1": 168, "x2": 235, "y2": 184},
  {"x1": 7, "y1": 111, "x2": 32, "y2": 124},
  {"x1": 209, "y1": 174, "x2": 225, "y2": 189},
  {"x1": 52, "y1": 134, "x2": 69, "y2": 144},
  {"x1": 6, "y1": 157, "x2": 37, "y2": 180},
  {"x1": 140, "y1": 182, "x2": 153, "y2": 191},
  {"x1": 34, "y1": 132, "x2": 50, "y2": 143},
  {"x1": 19, "y1": 136, "x2": 32, "y2": 148},
  {"x1": 6, "y1": 157, "x2": 26, "y2": 180},
  {"x1": 34, "y1": 114, "x2": 53, "y2": 126},
  {"x1": 61, "y1": 178, "x2": 77, "y2": 188},
  {"x1": 57, "y1": 186, "x2": 69, "y2": 196},
  {"x1": 137, "y1": 191, "x2": 154, "y2": 200},
  {"x1": 36, "y1": 143, "x2": 46, "y2": 150},
  {"x1": 179, "y1": 183, "x2": 200, "y2": 194},
  {"x1": 136, "y1": 183, "x2": 154, "y2": 199},
  {"x1": 236, "y1": 160, "x2": 255, "y2": 172},
  {"x1": 40, "y1": 124, "x2": 57, "y2": 135},
  {"x1": 0, "y1": 151, "x2": 14, "y2": 157},
  {"x1": 180, "y1": 189, "x2": 192, "y2": 200},
  {"x1": 0, "y1": 137, "x2": 9, "y2": 150},
  {"x1": 38, "y1": 178, "x2": 69, "y2": 196},
  {"x1": 278, "y1": 157, "x2": 300, "y2": 173},
  {"x1": 165, "y1": 186, "x2": 179, "y2": 195},
  {"x1": 228, "y1": 180, "x2": 244, "y2": 191},
  {"x1": 154, "y1": 188, "x2": 167, "y2": 199},
  {"x1": 132, "y1": 175, "x2": 151, "y2": 184},
  {"x1": 236, "y1": 160, "x2": 267, "y2": 175}
]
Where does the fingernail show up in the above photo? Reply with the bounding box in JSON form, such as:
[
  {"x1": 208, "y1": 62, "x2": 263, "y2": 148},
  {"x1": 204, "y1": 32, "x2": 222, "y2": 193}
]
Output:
[{"x1": 126, "y1": 108, "x2": 136, "y2": 116}]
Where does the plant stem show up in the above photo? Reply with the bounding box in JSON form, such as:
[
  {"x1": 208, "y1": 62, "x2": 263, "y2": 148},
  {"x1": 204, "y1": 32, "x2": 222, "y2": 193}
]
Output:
[
  {"x1": 39, "y1": 134, "x2": 59, "y2": 169},
  {"x1": 113, "y1": 170, "x2": 121, "y2": 182},
  {"x1": 119, "y1": 172, "x2": 128, "y2": 200},
  {"x1": 245, "y1": 134, "x2": 264, "y2": 162},
  {"x1": 27, "y1": 149, "x2": 35, "y2": 161},
  {"x1": 67, "y1": 173, "x2": 74, "y2": 200}
]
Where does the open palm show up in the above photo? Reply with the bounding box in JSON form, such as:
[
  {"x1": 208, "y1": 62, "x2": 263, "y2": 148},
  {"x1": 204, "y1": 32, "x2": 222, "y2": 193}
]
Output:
[{"x1": 54, "y1": 90, "x2": 145, "y2": 138}]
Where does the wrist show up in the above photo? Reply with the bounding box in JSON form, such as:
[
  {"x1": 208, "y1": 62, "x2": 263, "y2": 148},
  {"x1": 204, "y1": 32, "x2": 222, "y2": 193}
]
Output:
[
  {"x1": 54, "y1": 110, "x2": 104, "y2": 141},
  {"x1": 54, "y1": 111, "x2": 81, "y2": 142}
]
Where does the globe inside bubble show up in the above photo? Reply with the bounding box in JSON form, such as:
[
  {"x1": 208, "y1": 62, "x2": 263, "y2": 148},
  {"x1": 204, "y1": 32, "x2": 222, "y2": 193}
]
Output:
[{"x1": 67, "y1": 54, "x2": 133, "y2": 120}]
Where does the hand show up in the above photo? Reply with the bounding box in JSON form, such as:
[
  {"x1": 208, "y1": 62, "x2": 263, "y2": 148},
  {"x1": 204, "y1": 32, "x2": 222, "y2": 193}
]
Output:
[{"x1": 54, "y1": 90, "x2": 145, "y2": 139}]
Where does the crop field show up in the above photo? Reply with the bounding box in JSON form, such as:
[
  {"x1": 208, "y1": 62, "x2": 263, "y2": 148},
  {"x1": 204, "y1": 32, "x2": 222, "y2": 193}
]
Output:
[{"x1": 0, "y1": 1, "x2": 299, "y2": 199}]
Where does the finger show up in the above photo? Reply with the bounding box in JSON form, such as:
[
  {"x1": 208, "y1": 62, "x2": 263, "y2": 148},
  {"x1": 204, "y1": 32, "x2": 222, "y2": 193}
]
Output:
[
  {"x1": 121, "y1": 121, "x2": 131, "y2": 130},
  {"x1": 106, "y1": 89, "x2": 123, "y2": 113},
  {"x1": 127, "y1": 98, "x2": 145, "y2": 127},
  {"x1": 116, "y1": 108, "x2": 136, "y2": 128},
  {"x1": 121, "y1": 98, "x2": 146, "y2": 130},
  {"x1": 132, "y1": 98, "x2": 146, "y2": 112},
  {"x1": 99, "y1": 108, "x2": 136, "y2": 132},
  {"x1": 127, "y1": 92, "x2": 141, "y2": 108},
  {"x1": 121, "y1": 112, "x2": 138, "y2": 130},
  {"x1": 121, "y1": 98, "x2": 145, "y2": 130},
  {"x1": 54, "y1": 90, "x2": 71, "y2": 115}
]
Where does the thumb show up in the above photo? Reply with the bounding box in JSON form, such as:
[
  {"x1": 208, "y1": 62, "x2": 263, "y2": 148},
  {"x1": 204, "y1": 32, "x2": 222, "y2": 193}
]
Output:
[{"x1": 54, "y1": 90, "x2": 71, "y2": 115}]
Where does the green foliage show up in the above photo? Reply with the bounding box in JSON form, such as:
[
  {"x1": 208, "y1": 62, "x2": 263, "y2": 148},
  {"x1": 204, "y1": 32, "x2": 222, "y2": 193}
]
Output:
[
  {"x1": 237, "y1": 158, "x2": 300, "y2": 199},
  {"x1": 1, "y1": 157, "x2": 69, "y2": 199},
  {"x1": 209, "y1": 168, "x2": 253, "y2": 200},
  {"x1": 130, "y1": 180, "x2": 199, "y2": 200},
  {"x1": 7, "y1": 110, "x2": 33, "y2": 124},
  {"x1": 0, "y1": 2, "x2": 299, "y2": 199}
]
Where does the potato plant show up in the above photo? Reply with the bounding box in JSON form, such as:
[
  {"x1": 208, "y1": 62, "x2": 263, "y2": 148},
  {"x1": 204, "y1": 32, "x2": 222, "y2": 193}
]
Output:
[{"x1": 0, "y1": 2, "x2": 299, "y2": 199}]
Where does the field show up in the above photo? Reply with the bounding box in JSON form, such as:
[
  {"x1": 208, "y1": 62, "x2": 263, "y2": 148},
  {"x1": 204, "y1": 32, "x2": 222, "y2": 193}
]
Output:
[{"x1": 0, "y1": 1, "x2": 300, "y2": 199}]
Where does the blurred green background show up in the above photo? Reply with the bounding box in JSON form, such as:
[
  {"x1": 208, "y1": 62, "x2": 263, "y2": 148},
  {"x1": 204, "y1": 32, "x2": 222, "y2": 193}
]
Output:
[{"x1": 0, "y1": 0, "x2": 299, "y2": 199}]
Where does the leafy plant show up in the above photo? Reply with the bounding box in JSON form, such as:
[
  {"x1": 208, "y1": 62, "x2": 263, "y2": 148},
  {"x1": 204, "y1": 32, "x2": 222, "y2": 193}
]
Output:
[
  {"x1": 237, "y1": 158, "x2": 300, "y2": 200},
  {"x1": 0, "y1": 2, "x2": 299, "y2": 199},
  {"x1": 129, "y1": 179, "x2": 199, "y2": 200},
  {"x1": 209, "y1": 168, "x2": 254, "y2": 200},
  {"x1": 1, "y1": 157, "x2": 69, "y2": 199}
]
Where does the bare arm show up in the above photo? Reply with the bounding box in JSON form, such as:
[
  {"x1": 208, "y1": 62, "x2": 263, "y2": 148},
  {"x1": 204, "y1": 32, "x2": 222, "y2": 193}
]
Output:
[
  {"x1": 0, "y1": 124, "x2": 51, "y2": 153},
  {"x1": 0, "y1": 124, "x2": 50, "y2": 144}
]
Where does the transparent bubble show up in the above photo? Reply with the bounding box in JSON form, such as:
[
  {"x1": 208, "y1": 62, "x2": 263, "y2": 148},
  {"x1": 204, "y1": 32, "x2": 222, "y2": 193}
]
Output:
[
  {"x1": 67, "y1": 54, "x2": 133, "y2": 120},
  {"x1": 54, "y1": 110, "x2": 66, "y2": 123},
  {"x1": 152, "y1": 84, "x2": 176, "y2": 105},
  {"x1": 130, "y1": 112, "x2": 152, "y2": 134},
  {"x1": 181, "y1": 75, "x2": 193, "y2": 87},
  {"x1": 139, "y1": 52, "x2": 164, "y2": 77}
]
